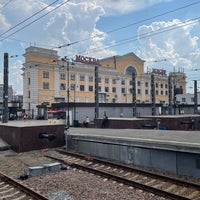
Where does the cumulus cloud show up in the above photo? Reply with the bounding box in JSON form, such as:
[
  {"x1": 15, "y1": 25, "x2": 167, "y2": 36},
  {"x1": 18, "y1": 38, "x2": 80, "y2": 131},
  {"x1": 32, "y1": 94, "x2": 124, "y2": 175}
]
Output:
[{"x1": 137, "y1": 19, "x2": 200, "y2": 72}]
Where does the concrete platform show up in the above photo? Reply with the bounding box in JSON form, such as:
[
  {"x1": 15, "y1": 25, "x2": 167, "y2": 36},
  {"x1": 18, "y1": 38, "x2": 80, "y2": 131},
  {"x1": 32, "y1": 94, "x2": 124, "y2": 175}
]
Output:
[
  {"x1": 0, "y1": 120, "x2": 65, "y2": 152},
  {"x1": 67, "y1": 128, "x2": 200, "y2": 178}
]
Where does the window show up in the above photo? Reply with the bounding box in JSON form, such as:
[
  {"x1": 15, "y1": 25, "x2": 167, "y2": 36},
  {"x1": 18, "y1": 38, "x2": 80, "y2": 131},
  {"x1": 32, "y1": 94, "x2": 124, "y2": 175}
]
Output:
[
  {"x1": 156, "y1": 90, "x2": 159, "y2": 95},
  {"x1": 145, "y1": 82, "x2": 148, "y2": 87},
  {"x1": 182, "y1": 98, "x2": 186, "y2": 102},
  {"x1": 60, "y1": 83, "x2": 66, "y2": 90},
  {"x1": 137, "y1": 89, "x2": 141, "y2": 94},
  {"x1": 112, "y1": 79, "x2": 116, "y2": 84},
  {"x1": 28, "y1": 91, "x2": 30, "y2": 98},
  {"x1": 121, "y1": 79, "x2": 125, "y2": 85},
  {"x1": 80, "y1": 85, "x2": 84, "y2": 91},
  {"x1": 105, "y1": 87, "x2": 109, "y2": 92},
  {"x1": 191, "y1": 97, "x2": 194, "y2": 102},
  {"x1": 80, "y1": 75, "x2": 85, "y2": 81},
  {"x1": 112, "y1": 87, "x2": 116, "y2": 92},
  {"x1": 105, "y1": 78, "x2": 109, "y2": 83},
  {"x1": 121, "y1": 88, "x2": 125, "y2": 93},
  {"x1": 89, "y1": 76, "x2": 93, "y2": 82},
  {"x1": 165, "y1": 91, "x2": 168, "y2": 95},
  {"x1": 98, "y1": 86, "x2": 101, "y2": 92},
  {"x1": 145, "y1": 89, "x2": 148, "y2": 95},
  {"x1": 43, "y1": 71, "x2": 49, "y2": 78},
  {"x1": 165, "y1": 84, "x2": 168, "y2": 88},
  {"x1": 98, "y1": 77, "x2": 101, "y2": 83},
  {"x1": 89, "y1": 86, "x2": 93, "y2": 91},
  {"x1": 161, "y1": 91, "x2": 163, "y2": 95},
  {"x1": 156, "y1": 83, "x2": 158, "y2": 88},
  {"x1": 137, "y1": 81, "x2": 141, "y2": 86},
  {"x1": 60, "y1": 73, "x2": 66, "y2": 80},
  {"x1": 28, "y1": 77, "x2": 30, "y2": 85},
  {"x1": 160, "y1": 84, "x2": 163, "y2": 88},
  {"x1": 71, "y1": 84, "x2": 75, "y2": 91},
  {"x1": 43, "y1": 82, "x2": 49, "y2": 89},
  {"x1": 71, "y1": 74, "x2": 75, "y2": 80}
]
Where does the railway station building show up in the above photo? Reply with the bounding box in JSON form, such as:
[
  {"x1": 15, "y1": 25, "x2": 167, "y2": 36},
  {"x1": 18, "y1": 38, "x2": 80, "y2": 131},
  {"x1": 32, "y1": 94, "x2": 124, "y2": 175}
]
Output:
[{"x1": 22, "y1": 46, "x2": 186, "y2": 119}]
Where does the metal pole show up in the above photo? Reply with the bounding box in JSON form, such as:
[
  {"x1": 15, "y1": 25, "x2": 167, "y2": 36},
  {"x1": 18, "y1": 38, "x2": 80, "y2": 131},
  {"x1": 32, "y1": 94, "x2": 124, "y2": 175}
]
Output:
[
  {"x1": 67, "y1": 61, "x2": 70, "y2": 128},
  {"x1": 194, "y1": 80, "x2": 198, "y2": 114},
  {"x1": 94, "y1": 66, "x2": 99, "y2": 118},
  {"x1": 132, "y1": 72, "x2": 137, "y2": 117},
  {"x1": 3, "y1": 53, "x2": 9, "y2": 123}
]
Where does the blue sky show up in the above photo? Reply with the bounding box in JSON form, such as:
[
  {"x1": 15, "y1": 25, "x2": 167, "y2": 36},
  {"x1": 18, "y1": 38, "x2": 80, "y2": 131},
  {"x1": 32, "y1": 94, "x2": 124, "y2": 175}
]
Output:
[{"x1": 0, "y1": 0, "x2": 200, "y2": 94}]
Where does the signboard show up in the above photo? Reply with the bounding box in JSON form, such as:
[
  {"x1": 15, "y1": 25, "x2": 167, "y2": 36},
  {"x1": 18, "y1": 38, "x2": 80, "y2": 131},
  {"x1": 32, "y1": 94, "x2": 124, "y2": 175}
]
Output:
[
  {"x1": 152, "y1": 68, "x2": 166, "y2": 76},
  {"x1": 75, "y1": 55, "x2": 101, "y2": 66}
]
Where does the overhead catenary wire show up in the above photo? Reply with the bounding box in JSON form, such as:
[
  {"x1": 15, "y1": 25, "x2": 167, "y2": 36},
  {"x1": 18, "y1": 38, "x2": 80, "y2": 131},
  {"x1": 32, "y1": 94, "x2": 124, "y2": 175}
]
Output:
[
  {"x1": 0, "y1": 0, "x2": 70, "y2": 42},
  {"x1": 0, "y1": 0, "x2": 60, "y2": 38},
  {"x1": 57, "y1": 1, "x2": 200, "y2": 49},
  {"x1": 0, "y1": 0, "x2": 14, "y2": 10}
]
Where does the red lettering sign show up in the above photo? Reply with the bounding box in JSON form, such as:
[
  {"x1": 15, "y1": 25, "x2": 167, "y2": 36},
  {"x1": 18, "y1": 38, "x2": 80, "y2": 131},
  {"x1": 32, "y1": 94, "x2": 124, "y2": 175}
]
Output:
[
  {"x1": 75, "y1": 55, "x2": 101, "y2": 66},
  {"x1": 152, "y1": 68, "x2": 166, "y2": 75}
]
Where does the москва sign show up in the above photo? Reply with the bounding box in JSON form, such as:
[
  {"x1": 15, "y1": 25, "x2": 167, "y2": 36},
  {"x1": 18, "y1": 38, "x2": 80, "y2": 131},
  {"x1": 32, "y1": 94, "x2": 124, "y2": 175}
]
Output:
[{"x1": 75, "y1": 55, "x2": 101, "y2": 66}]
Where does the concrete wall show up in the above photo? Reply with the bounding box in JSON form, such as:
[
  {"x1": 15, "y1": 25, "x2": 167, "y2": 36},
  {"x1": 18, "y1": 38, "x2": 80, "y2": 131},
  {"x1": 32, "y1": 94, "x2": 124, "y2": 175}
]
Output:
[{"x1": 67, "y1": 136, "x2": 200, "y2": 178}]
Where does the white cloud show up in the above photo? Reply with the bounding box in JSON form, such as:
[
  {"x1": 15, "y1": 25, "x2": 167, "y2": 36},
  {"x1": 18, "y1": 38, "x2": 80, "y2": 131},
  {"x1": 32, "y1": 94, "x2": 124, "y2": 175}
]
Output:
[
  {"x1": 97, "y1": 0, "x2": 172, "y2": 15},
  {"x1": 137, "y1": 19, "x2": 200, "y2": 72}
]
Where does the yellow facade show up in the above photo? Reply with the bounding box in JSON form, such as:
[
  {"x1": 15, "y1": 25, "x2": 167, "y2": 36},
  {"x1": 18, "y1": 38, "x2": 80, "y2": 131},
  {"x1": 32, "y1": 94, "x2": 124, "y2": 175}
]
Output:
[{"x1": 22, "y1": 46, "x2": 186, "y2": 114}]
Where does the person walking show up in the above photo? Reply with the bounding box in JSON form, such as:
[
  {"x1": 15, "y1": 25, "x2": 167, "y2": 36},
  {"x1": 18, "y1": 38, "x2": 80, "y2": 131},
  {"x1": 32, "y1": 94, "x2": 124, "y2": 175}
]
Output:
[{"x1": 83, "y1": 116, "x2": 90, "y2": 128}]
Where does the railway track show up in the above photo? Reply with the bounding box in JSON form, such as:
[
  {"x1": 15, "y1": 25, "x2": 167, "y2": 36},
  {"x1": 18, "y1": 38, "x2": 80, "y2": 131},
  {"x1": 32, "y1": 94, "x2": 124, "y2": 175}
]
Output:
[
  {"x1": 0, "y1": 172, "x2": 48, "y2": 200},
  {"x1": 45, "y1": 149, "x2": 200, "y2": 200}
]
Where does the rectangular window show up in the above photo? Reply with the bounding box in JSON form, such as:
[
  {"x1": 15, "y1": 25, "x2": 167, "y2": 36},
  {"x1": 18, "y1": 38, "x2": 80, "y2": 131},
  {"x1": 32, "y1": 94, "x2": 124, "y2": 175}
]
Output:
[
  {"x1": 98, "y1": 77, "x2": 101, "y2": 83},
  {"x1": 105, "y1": 78, "x2": 109, "y2": 83},
  {"x1": 43, "y1": 82, "x2": 49, "y2": 89},
  {"x1": 137, "y1": 81, "x2": 141, "y2": 86},
  {"x1": 105, "y1": 87, "x2": 109, "y2": 92},
  {"x1": 121, "y1": 88, "x2": 125, "y2": 93},
  {"x1": 28, "y1": 91, "x2": 30, "y2": 98},
  {"x1": 165, "y1": 84, "x2": 168, "y2": 88},
  {"x1": 165, "y1": 91, "x2": 168, "y2": 95},
  {"x1": 80, "y1": 85, "x2": 84, "y2": 91},
  {"x1": 98, "y1": 86, "x2": 101, "y2": 92},
  {"x1": 28, "y1": 77, "x2": 30, "y2": 85},
  {"x1": 71, "y1": 84, "x2": 75, "y2": 91},
  {"x1": 80, "y1": 75, "x2": 85, "y2": 81},
  {"x1": 71, "y1": 74, "x2": 75, "y2": 80},
  {"x1": 160, "y1": 84, "x2": 163, "y2": 88},
  {"x1": 137, "y1": 89, "x2": 141, "y2": 94},
  {"x1": 161, "y1": 90, "x2": 163, "y2": 95},
  {"x1": 89, "y1": 76, "x2": 93, "y2": 82},
  {"x1": 112, "y1": 79, "x2": 116, "y2": 84},
  {"x1": 145, "y1": 89, "x2": 148, "y2": 95},
  {"x1": 89, "y1": 86, "x2": 93, "y2": 91},
  {"x1": 43, "y1": 71, "x2": 49, "y2": 78},
  {"x1": 182, "y1": 98, "x2": 186, "y2": 102},
  {"x1": 121, "y1": 79, "x2": 125, "y2": 85},
  {"x1": 156, "y1": 83, "x2": 158, "y2": 88},
  {"x1": 156, "y1": 90, "x2": 159, "y2": 95},
  {"x1": 60, "y1": 83, "x2": 66, "y2": 90},
  {"x1": 145, "y1": 82, "x2": 148, "y2": 87},
  {"x1": 60, "y1": 73, "x2": 66, "y2": 80},
  {"x1": 112, "y1": 87, "x2": 116, "y2": 93}
]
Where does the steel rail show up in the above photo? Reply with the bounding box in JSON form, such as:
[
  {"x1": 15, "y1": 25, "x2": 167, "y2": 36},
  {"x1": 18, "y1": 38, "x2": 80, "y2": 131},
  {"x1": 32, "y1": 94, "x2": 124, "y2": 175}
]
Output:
[
  {"x1": 0, "y1": 171, "x2": 48, "y2": 200},
  {"x1": 45, "y1": 150, "x2": 200, "y2": 200}
]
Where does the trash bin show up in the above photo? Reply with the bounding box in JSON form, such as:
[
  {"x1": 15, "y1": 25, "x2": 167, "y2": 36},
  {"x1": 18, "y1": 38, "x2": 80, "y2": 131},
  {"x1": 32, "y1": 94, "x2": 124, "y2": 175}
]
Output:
[{"x1": 73, "y1": 120, "x2": 79, "y2": 127}]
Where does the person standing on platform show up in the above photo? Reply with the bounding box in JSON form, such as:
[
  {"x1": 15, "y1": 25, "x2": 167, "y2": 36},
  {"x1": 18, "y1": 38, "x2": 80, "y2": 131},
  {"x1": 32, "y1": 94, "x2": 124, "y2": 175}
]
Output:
[{"x1": 83, "y1": 116, "x2": 90, "y2": 128}]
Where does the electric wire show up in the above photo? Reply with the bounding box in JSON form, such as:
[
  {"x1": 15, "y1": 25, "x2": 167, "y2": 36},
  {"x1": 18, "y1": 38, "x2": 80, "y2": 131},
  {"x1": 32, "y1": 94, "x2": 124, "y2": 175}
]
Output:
[
  {"x1": 0, "y1": 0, "x2": 70, "y2": 42},
  {"x1": 0, "y1": 0, "x2": 60, "y2": 38},
  {"x1": 57, "y1": 1, "x2": 200, "y2": 48},
  {"x1": 0, "y1": 0, "x2": 14, "y2": 10}
]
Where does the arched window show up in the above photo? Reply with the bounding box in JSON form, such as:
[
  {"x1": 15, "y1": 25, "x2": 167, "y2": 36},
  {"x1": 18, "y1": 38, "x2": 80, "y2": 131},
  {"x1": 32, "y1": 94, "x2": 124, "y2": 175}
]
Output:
[{"x1": 125, "y1": 66, "x2": 137, "y2": 76}]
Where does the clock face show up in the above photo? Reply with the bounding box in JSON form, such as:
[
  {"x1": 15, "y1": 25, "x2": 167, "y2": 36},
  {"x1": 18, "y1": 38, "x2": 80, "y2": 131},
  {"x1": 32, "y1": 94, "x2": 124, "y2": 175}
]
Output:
[{"x1": 126, "y1": 66, "x2": 137, "y2": 76}]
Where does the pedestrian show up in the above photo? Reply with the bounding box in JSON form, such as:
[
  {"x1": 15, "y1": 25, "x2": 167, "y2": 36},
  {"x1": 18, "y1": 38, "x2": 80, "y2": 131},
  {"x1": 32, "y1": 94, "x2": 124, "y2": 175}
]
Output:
[
  {"x1": 102, "y1": 114, "x2": 108, "y2": 128},
  {"x1": 83, "y1": 116, "x2": 90, "y2": 128}
]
